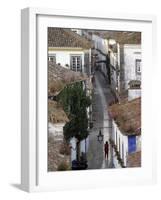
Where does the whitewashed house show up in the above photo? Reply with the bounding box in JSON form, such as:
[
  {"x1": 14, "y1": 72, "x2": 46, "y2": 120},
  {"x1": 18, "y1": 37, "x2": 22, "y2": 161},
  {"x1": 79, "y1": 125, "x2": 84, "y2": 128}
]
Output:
[
  {"x1": 92, "y1": 34, "x2": 109, "y2": 75},
  {"x1": 91, "y1": 32, "x2": 141, "y2": 94},
  {"x1": 108, "y1": 41, "x2": 120, "y2": 99},
  {"x1": 120, "y1": 44, "x2": 141, "y2": 91},
  {"x1": 109, "y1": 43, "x2": 141, "y2": 99},
  {"x1": 69, "y1": 137, "x2": 89, "y2": 162},
  {"x1": 101, "y1": 31, "x2": 141, "y2": 100},
  {"x1": 128, "y1": 80, "x2": 141, "y2": 101},
  {"x1": 48, "y1": 28, "x2": 92, "y2": 75},
  {"x1": 108, "y1": 97, "x2": 141, "y2": 168}
]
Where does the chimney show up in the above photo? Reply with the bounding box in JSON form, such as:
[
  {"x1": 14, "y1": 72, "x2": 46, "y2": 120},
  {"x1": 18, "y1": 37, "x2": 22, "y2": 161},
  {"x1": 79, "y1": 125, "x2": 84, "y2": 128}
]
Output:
[{"x1": 128, "y1": 80, "x2": 141, "y2": 101}]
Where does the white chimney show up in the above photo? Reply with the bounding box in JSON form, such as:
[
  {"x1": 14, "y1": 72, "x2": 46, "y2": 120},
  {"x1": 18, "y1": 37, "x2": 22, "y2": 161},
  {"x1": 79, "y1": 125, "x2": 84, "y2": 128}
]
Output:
[{"x1": 128, "y1": 80, "x2": 141, "y2": 101}]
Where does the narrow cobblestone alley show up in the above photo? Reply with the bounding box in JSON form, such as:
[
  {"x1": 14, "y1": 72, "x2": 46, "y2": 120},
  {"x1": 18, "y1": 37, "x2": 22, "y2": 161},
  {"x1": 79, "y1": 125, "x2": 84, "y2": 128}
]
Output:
[{"x1": 87, "y1": 70, "x2": 116, "y2": 169}]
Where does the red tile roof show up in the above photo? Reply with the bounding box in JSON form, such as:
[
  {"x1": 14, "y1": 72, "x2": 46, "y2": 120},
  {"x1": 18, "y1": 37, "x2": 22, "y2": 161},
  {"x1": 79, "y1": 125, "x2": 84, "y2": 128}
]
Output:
[
  {"x1": 108, "y1": 98, "x2": 141, "y2": 135},
  {"x1": 103, "y1": 31, "x2": 141, "y2": 44},
  {"x1": 48, "y1": 136, "x2": 70, "y2": 171},
  {"x1": 48, "y1": 62, "x2": 88, "y2": 96},
  {"x1": 127, "y1": 151, "x2": 141, "y2": 168},
  {"x1": 48, "y1": 28, "x2": 92, "y2": 49},
  {"x1": 48, "y1": 100, "x2": 69, "y2": 123}
]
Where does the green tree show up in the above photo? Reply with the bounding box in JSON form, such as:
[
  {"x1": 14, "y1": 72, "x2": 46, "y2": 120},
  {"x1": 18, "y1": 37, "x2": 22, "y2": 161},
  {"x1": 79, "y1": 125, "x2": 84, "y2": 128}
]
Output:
[{"x1": 59, "y1": 82, "x2": 91, "y2": 161}]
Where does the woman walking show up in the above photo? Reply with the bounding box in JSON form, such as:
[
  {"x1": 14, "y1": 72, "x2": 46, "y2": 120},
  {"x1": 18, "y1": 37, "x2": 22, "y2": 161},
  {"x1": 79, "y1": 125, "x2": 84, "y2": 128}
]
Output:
[{"x1": 104, "y1": 141, "x2": 109, "y2": 160}]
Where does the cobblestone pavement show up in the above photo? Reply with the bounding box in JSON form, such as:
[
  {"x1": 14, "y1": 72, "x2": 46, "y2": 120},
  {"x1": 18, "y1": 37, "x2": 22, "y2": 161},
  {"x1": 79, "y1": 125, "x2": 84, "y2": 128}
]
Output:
[{"x1": 87, "y1": 70, "x2": 116, "y2": 169}]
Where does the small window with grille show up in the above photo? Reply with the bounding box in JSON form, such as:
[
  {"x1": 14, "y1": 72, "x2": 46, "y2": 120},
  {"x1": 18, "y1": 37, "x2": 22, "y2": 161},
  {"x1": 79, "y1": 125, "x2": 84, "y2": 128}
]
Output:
[
  {"x1": 70, "y1": 55, "x2": 82, "y2": 72},
  {"x1": 135, "y1": 59, "x2": 141, "y2": 74},
  {"x1": 48, "y1": 55, "x2": 56, "y2": 64}
]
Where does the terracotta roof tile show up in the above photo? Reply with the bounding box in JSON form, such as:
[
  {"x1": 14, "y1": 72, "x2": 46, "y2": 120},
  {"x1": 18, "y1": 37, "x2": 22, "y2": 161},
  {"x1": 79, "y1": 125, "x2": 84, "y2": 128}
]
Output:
[
  {"x1": 48, "y1": 62, "x2": 88, "y2": 95},
  {"x1": 48, "y1": 136, "x2": 70, "y2": 171},
  {"x1": 48, "y1": 100, "x2": 69, "y2": 123},
  {"x1": 127, "y1": 151, "x2": 141, "y2": 168},
  {"x1": 103, "y1": 31, "x2": 141, "y2": 44},
  {"x1": 48, "y1": 28, "x2": 92, "y2": 49},
  {"x1": 109, "y1": 98, "x2": 141, "y2": 135}
]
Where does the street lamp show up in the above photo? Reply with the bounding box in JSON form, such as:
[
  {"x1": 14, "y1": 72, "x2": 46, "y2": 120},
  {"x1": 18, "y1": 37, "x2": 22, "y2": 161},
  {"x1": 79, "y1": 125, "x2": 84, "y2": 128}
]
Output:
[{"x1": 97, "y1": 129, "x2": 104, "y2": 143}]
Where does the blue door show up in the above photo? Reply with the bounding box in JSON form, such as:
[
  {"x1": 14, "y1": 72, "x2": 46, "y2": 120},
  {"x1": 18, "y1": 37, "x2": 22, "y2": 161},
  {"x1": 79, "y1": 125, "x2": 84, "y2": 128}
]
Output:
[{"x1": 128, "y1": 135, "x2": 136, "y2": 153}]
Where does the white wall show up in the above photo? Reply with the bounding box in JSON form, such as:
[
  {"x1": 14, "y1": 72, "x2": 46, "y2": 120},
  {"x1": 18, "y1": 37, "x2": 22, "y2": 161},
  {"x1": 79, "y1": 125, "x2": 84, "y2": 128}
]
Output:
[
  {"x1": 92, "y1": 35, "x2": 108, "y2": 55},
  {"x1": 1, "y1": 0, "x2": 161, "y2": 199},
  {"x1": 112, "y1": 120, "x2": 142, "y2": 167},
  {"x1": 92, "y1": 34, "x2": 108, "y2": 75},
  {"x1": 48, "y1": 122, "x2": 65, "y2": 139},
  {"x1": 123, "y1": 45, "x2": 141, "y2": 90},
  {"x1": 80, "y1": 137, "x2": 89, "y2": 155},
  {"x1": 110, "y1": 51, "x2": 118, "y2": 91},
  {"x1": 136, "y1": 135, "x2": 141, "y2": 152},
  {"x1": 70, "y1": 137, "x2": 77, "y2": 161},
  {"x1": 70, "y1": 137, "x2": 89, "y2": 161},
  {"x1": 92, "y1": 35, "x2": 107, "y2": 53},
  {"x1": 128, "y1": 89, "x2": 141, "y2": 101},
  {"x1": 110, "y1": 51, "x2": 117, "y2": 67},
  {"x1": 48, "y1": 50, "x2": 85, "y2": 72},
  {"x1": 112, "y1": 120, "x2": 128, "y2": 167}
]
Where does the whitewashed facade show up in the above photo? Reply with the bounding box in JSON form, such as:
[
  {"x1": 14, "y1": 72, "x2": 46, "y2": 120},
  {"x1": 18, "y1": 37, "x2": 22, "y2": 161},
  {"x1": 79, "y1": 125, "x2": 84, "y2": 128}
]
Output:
[
  {"x1": 92, "y1": 34, "x2": 108, "y2": 75},
  {"x1": 128, "y1": 88, "x2": 141, "y2": 101},
  {"x1": 111, "y1": 120, "x2": 141, "y2": 168},
  {"x1": 48, "y1": 48, "x2": 91, "y2": 74},
  {"x1": 70, "y1": 137, "x2": 89, "y2": 162},
  {"x1": 48, "y1": 122, "x2": 65, "y2": 141},
  {"x1": 108, "y1": 43, "x2": 141, "y2": 97},
  {"x1": 48, "y1": 28, "x2": 92, "y2": 75},
  {"x1": 109, "y1": 46, "x2": 120, "y2": 94},
  {"x1": 111, "y1": 120, "x2": 128, "y2": 167},
  {"x1": 121, "y1": 44, "x2": 141, "y2": 91}
]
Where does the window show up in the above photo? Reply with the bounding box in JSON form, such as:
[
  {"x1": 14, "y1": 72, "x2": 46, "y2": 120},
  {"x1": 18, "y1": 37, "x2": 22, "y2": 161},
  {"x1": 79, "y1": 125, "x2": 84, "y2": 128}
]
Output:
[
  {"x1": 70, "y1": 55, "x2": 82, "y2": 72},
  {"x1": 48, "y1": 55, "x2": 56, "y2": 64},
  {"x1": 135, "y1": 59, "x2": 141, "y2": 74}
]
